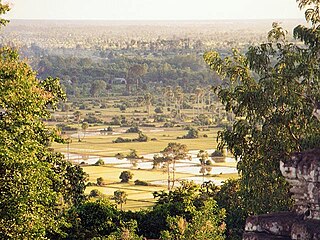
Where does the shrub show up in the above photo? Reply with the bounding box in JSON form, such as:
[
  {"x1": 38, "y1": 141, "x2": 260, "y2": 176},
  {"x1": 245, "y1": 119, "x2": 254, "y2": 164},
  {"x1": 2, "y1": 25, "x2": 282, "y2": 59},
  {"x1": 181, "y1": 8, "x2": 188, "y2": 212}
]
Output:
[
  {"x1": 119, "y1": 105, "x2": 126, "y2": 111},
  {"x1": 119, "y1": 171, "x2": 133, "y2": 183},
  {"x1": 113, "y1": 137, "x2": 132, "y2": 143},
  {"x1": 134, "y1": 180, "x2": 149, "y2": 186},
  {"x1": 178, "y1": 128, "x2": 199, "y2": 139},
  {"x1": 97, "y1": 177, "x2": 105, "y2": 186},
  {"x1": 126, "y1": 126, "x2": 140, "y2": 133},
  {"x1": 115, "y1": 153, "x2": 125, "y2": 159},
  {"x1": 154, "y1": 107, "x2": 163, "y2": 114},
  {"x1": 211, "y1": 150, "x2": 224, "y2": 157},
  {"x1": 137, "y1": 132, "x2": 148, "y2": 142},
  {"x1": 95, "y1": 159, "x2": 105, "y2": 166},
  {"x1": 206, "y1": 159, "x2": 213, "y2": 166},
  {"x1": 56, "y1": 123, "x2": 78, "y2": 131},
  {"x1": 88, "y1": 189, "x2": 105, "y2": 198}
]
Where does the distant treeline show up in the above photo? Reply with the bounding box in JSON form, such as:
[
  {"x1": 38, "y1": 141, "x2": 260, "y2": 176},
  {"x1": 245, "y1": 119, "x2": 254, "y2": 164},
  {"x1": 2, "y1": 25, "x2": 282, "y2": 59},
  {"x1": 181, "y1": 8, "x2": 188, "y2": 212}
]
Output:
[{"x1": 35, "y1": 54, "x2": 220, "y2": 97}]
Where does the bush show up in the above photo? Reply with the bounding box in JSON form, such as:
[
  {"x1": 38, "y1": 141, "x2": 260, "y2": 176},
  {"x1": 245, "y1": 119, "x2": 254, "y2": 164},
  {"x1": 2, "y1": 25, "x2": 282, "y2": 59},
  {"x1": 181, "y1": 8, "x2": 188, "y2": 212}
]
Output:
[
  {"x1": 126, "y1": 126, "x2": 140, "y2": 133},
  {"x1": 119, "y1": 171, "x2": 133, "y2": 183},
  {"x1": 206, "y1": 159, "x2": 213, "y2": 166},
  {"x1": 97, "y1": 177, "x2": 105, "y2": 186},
  {"x1": 211, "y1": 150, "x2": 224, "y2": 157},
  {"x1": 154, "y1": 107, "x2": 163, "y2": 114},
  {"x1": 115, "y1": 153, "x2": 125, "y2": 159},
  {"x1": 56, "y1": 123, "x2": 78, "y2": 131},
  {"x1": 113, "y1": 137, "x2": 132, "y2": 143},
  {"x1": 119, "y1": 105, "x2": 126, "y2": 111},
  {"x1": 137, "y1": 132, "x2": 148, "y2": 142},
  {"x1": 95, "y1": 159, "x2": 105, "y2": 166},
  {"x1": 134, "y1": 180, "x2": 149, "y2": 186},
  {"x1": 88, "y1": 189, "x2": 105, "y2": 198},
  {"x1": 178, "y1": 128, "x2": 199, "y2": 139}
]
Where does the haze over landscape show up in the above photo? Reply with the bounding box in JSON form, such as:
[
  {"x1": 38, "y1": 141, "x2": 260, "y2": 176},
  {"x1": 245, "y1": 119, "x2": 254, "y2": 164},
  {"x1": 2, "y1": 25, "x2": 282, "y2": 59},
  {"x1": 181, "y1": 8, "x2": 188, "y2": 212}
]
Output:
[{"x1": 6, "y1": 0, "x2": 305, "y2": 20}]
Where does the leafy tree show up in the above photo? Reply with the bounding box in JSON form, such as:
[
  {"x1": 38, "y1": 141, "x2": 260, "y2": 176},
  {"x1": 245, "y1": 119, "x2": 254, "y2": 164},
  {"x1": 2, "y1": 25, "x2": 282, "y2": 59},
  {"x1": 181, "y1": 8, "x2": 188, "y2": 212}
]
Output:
[
  {"x1": 114, "y1": 190, "x2": 128, "y2": 210},
  {"x1": 119, "y1": 171, "x2": 133, "y2": 183},
  {"x1": 88, "y1": 189, "x2": 105, "y2": 198},
  {"x1": 160, "y1": 200, "x2": 226, "y2": 240},
  {"x1": 214, "y1": 179, "x2": 246, "y2": 239},
  {"x1": 97, "y1": 177, "x2": 105, "y2": 186},
  {"x1": 139, "y1": 181, "x2": 222, "y2": 239},
  {"x1": 161, "y1": 143, "x2": 189, "y2": 190},
  {"x1": 106, "y1": 220, "x2": 143, "y2": 240},
  {"x1": 183, "y1": 127, "x2": 199, "y2": 139},
  {"x1": 144, "y1": 93, "x2": 152, "y2": 116},
  {"x1": 0, "y1": 45, "x2": 88, "y2": 238},
  {"x1": 90, "y1": 79, "x2": 107, "y2": 97},
  {"x1": 204, "y1": 0, "x2": 320, "y2": 217},
  {"x1": 67, "y1": 199, "x2": 118, "y2": 239}
]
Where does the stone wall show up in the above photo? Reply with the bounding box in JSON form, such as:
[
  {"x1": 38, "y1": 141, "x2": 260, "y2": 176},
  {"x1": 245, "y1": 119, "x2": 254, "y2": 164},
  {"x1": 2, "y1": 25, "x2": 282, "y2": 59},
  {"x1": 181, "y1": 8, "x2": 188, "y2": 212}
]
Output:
[{"x1": 243, "y1": 148, "x2": 320, "y2": 240}]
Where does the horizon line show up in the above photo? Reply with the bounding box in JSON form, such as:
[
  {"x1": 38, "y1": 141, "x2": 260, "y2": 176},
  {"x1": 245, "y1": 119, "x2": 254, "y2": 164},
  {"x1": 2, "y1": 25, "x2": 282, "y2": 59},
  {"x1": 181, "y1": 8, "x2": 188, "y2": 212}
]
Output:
[{"x1": 8, "y1": 18, "x2": 305, "y2": 21}]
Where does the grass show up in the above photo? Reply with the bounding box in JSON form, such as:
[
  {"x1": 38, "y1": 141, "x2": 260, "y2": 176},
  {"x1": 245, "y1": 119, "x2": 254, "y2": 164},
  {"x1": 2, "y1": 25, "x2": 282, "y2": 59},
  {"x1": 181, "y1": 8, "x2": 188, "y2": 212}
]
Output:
[{"x1": 83, "y1": 165, "x2": 238, "y2": 211}]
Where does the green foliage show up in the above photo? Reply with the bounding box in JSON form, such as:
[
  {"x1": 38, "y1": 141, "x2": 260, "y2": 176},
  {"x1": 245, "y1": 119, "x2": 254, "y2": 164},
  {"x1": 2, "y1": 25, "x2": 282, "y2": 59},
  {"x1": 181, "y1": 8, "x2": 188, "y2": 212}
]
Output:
[
  {"x1": 181, "y1": 127, "x2": 199, "y2": 139},
  {"x1": 160, "y1": 200, "x2": 226, "y2": 240},
  {"x1": 126, "y1": 126, "x2": 140, "y2": 133},
  {"x1": 113, "y1": 190, "x2": 128, "y2": 210},
  {"x1": 115, "y1": 152, "x2": 125, "y2": 159},
  {"x1": 97, "y1": 177, "x2": 105, "y2": 186},
  {"x1": 89, "y1": 189, "x2": 105, "y2": 198},
  {"x1": 119, "y1": 171, "x2": 133, "y2": 183},
  {"x1": 214, "y1": 179, "x2": 247, "y2": 240},
  {"x1": 0, "y1": 45, "x2": 89, "y2": 239},
  {"x1": 211, "y1": 150, "x2": 224, "y2": 157},
  {"x1": 126, "y1": 149, "x2": 141, "y2": 159},
  {"x1": 67, "y1": 199, "x2": 118, "y2": 239},
  {"x1": 95, "y1": 158, "x2": 105, "y2": 166},
  {"x1": 204, "y1": 6, "x2": 320, "y2": 217},
  {"x1": 106, "y1": 220, "x2": 143, "y2": 240},
  {"x1": 134, "y1": 179, "x2": 149, "y2": 186},
  {"x1": 136, "y1": 181, "x2": 224, "y2": 239},
  {"x1": 113, "y1": 132, "x2": 148, "y2": 143}
]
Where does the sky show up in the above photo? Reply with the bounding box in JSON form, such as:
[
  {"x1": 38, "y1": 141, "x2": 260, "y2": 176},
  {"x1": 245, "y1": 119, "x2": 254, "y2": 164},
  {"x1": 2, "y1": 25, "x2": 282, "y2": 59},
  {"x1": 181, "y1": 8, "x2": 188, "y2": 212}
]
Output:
[{"x1": 5, "y1": 0, "x2": 305, "y2": 20}]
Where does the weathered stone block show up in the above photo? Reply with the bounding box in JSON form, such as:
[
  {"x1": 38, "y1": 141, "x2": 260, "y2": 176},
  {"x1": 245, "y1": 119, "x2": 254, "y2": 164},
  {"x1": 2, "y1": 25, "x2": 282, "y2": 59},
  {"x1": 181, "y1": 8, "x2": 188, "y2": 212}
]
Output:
[
  {"x1": 243, "y1": 232, "x2": 291, "y2": 240},
  {"x1": 291, "y1": 220, "x2": 320, "y2": 240},
  {"x1": 245, "y1": 212, "x2": 301, "y2": 236}
]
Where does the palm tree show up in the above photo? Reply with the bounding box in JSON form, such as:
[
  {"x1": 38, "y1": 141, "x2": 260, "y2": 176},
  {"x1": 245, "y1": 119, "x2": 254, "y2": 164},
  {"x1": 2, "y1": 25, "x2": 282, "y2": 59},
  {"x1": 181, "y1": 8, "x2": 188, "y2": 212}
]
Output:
[
  {"x1": 189, "y1": 94, "x2": 196, "y2": 120},
  {"x1": 81, "y1": 122, "x2": 89, "y2": 141},
  {"x1": 163, "y1": 86, "x2": 172, "y2": 108},
  {"x1": 174, "y1": 86, "x2": 184, "y2": 120},
  {"x1": 195, "y1": 87, "x2": 202, "y2": 116},
  {"x1": 144, "y1": 93, "x2": 152, "y2": 116}
]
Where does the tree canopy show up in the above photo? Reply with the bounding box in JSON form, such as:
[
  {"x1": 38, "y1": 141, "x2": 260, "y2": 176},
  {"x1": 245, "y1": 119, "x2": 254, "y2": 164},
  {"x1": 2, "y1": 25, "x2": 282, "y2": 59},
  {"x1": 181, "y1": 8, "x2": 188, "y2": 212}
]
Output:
[
  {"x1": 0, "y1": 6, "x2": 87, "y2": 238},
  {"x1": 204, "y1": 0, "x2": 320, "y2": 215}
]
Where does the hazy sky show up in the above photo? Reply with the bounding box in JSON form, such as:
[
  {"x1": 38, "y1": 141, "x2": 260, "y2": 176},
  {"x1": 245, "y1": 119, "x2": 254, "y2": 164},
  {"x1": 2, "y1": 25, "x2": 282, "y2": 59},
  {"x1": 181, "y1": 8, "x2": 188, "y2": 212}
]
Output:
[{"x1": 5, "y1": 0, "x2": 305, "y2": 20}]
